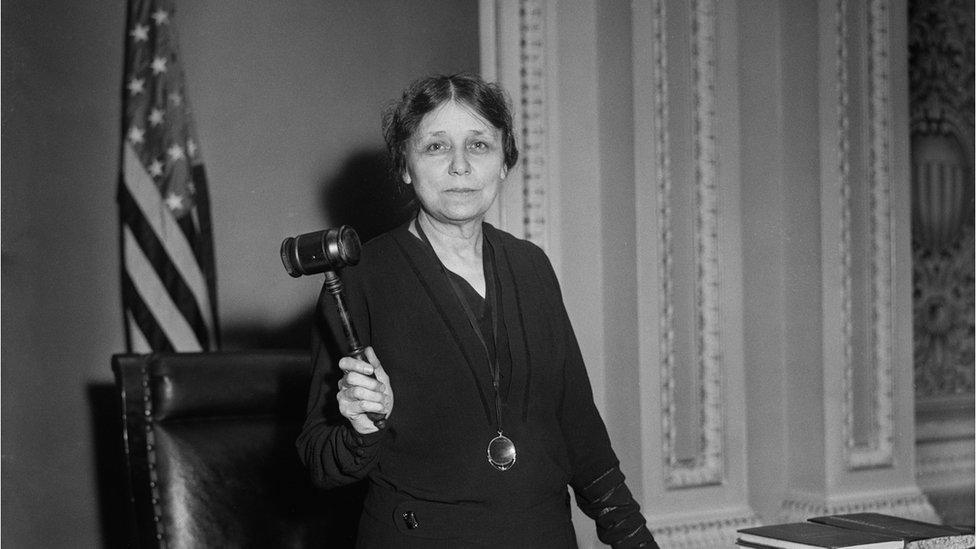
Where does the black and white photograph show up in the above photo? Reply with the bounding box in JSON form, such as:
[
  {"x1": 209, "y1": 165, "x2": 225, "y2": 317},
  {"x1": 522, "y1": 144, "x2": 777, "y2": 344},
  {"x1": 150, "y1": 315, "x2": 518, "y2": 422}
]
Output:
[{"x1": 3, "y1": 1, "x2": 973, "y2": 547}]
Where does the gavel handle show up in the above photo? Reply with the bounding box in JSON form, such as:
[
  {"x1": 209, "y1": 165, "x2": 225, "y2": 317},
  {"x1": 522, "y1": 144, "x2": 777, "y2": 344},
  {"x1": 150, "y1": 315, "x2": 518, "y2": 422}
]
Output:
[{"x1": 324, "y1": 271, "x2": 387, "y2": 430}]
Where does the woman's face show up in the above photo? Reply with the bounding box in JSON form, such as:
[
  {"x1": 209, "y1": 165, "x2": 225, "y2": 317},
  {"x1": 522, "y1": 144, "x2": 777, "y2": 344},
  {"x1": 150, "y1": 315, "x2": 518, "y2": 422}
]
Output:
[{"x1": 403, "y1": 100, "x2": 508, "y2": 227}]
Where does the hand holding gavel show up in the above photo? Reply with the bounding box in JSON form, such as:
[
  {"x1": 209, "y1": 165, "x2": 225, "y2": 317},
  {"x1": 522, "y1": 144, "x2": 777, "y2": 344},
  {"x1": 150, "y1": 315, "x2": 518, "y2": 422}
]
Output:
[
  {"x1": 281, "y1": 226, "x2": 390, "y2": 430},
  {"x1": 336, "y1": 347, "x2": 393, "y2": 434}
]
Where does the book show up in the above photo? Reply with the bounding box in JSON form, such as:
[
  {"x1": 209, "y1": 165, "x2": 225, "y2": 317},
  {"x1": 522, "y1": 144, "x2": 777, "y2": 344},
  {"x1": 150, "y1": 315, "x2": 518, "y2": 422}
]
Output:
[
  {"x1": 737, "y1": 521, "x2": 905, "y2": 549},
  {"x1": 736, "y1": 539, "x2": 782, "y2": 548},
  {"x1": 809, "y1": 513, "x2": 974, "y2": 549},
  {"x1": 736, "y1": 539, "x2": 791, "y2": 548}
]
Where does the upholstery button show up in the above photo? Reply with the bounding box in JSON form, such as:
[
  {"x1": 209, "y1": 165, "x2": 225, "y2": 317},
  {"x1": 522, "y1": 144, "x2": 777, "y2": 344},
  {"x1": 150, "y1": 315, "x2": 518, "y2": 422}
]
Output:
[
  {"x1": 355, "y1": 448, "x2": 366, "y2": 457},
  {"x1": 402, "y1": 511, "x2": 419, "y2": 530},
  {"x1": 356, "y1": 436, "x2": 364, "y2": 445}
]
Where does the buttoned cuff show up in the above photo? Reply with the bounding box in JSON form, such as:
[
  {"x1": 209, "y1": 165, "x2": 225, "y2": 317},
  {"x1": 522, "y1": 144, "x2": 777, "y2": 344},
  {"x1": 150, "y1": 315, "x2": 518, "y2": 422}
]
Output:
[{"x1": 340, "y1": 425, "x2": 390, "y2": 467}]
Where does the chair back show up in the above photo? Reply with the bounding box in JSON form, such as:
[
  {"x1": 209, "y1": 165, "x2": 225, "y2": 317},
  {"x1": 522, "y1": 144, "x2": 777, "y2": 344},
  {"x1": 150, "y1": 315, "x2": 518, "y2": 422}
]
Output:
[{"x1": 112, "y1": 351, "x2": 363, "y2": 548}]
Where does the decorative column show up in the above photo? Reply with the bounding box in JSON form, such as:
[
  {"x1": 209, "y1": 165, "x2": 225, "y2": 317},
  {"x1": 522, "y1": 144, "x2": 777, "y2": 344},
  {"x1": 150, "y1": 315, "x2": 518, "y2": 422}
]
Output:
[
  {"x1": 632, "y1": 0, "x2": 760, "y2": 545},
  {"x1": 779, "y1": 0, "x2": 939, "y2": 522},
  {"x1": 480, "y1": 0, "x2": 556, "y2": 260}
]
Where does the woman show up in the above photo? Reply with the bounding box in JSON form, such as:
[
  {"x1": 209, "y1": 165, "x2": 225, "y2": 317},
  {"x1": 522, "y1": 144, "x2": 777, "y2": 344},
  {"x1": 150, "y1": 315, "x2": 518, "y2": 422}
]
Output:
[{"x1": 298, "y1": 73, "x2": 658, "y2": 548}]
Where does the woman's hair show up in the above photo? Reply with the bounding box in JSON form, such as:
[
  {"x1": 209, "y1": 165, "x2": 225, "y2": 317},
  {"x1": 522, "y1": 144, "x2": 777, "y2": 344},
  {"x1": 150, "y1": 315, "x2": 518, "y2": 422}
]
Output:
[{"x1": 382, "y1": 73, "x2": 520, "y2": 188}]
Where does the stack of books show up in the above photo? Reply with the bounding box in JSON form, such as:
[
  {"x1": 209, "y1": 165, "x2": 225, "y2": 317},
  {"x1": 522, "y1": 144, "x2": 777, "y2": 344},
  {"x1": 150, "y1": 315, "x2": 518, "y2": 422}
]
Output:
[{"x1": 736, "y1": 513, "x2": 975, "y2": 549}]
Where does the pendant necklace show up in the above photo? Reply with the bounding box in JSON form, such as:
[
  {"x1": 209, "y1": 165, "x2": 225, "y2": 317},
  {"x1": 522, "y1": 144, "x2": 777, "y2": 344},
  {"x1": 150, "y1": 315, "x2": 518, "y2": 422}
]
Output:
[{"x1": 414, "y1": 216, "x2": 516, "y2": 471}]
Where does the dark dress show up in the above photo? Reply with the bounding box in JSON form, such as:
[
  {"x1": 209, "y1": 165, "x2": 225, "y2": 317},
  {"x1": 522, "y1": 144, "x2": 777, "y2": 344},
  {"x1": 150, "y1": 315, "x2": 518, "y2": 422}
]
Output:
[{"x1": 297, "y1": 221, "x2": 658, "y2": 548}]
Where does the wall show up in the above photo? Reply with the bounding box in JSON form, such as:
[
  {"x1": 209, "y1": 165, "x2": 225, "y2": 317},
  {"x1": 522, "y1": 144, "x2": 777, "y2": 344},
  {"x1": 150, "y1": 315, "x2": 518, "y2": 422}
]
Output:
[
  {"x1": 487, "y1": 1, "x2": 953, "y2": 546},
  {"x1": 738, "y1": 0, "x2": 791, "y2": 523},
  {"x1": 1, "y1": 1, "x2": 478, "y2": 546},
  {"x1": 907, "y1": 0, "x2": 975, "y2": 525}
]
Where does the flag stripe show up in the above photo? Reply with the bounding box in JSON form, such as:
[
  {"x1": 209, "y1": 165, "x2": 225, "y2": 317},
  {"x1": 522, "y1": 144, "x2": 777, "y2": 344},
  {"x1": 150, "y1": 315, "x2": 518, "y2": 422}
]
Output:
[
  {"x1": 190, "y1": 163, "x2": 221, "y2": 348},
  {"x1": 124, "y1": 224, "x2": 203, "y2": 351},
  {"x1": 122, "y1": 142, "x2": 215, "y2": 338},
  {"x1": 122, "y1": 272, "x2": 173, "y2": 353},
  {"x1": 190, "y1": 162, "x2": 220, "y2": 348},
  {"x1": 127, "y1": 311, "x2": 153, "y2": 354},
  {"x1": 119, "y1": 182, "x2": 211, "y2": 349}
]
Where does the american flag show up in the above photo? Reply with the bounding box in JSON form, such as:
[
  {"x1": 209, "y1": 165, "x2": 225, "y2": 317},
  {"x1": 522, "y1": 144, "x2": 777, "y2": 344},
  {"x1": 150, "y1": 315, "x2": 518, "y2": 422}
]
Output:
[{"x1": 118, "y1": 0, "x2": 219, "y2": 352}]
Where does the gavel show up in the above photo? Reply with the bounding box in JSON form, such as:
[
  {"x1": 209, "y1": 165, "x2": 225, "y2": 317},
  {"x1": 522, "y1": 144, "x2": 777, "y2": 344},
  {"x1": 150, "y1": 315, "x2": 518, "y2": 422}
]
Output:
[{"x1": 280, "y1": 226, "x2": 387, "y2": 430}]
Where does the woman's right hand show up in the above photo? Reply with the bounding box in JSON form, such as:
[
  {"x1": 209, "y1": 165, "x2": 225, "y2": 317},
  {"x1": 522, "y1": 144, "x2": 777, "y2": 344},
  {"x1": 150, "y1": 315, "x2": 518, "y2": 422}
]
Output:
[{"x1": 336, "y1": 346, "x2": 394, "y2": 434}]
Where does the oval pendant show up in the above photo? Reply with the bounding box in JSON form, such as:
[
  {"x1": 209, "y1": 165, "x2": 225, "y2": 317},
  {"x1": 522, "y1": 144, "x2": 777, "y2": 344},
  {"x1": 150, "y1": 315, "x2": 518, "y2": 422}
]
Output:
[{"x1": 487, "y1": 433, "x2": 517, "y2": 471}]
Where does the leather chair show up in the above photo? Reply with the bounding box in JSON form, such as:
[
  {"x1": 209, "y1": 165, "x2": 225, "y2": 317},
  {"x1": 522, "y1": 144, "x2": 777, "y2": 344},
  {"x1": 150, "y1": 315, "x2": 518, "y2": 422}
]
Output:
[{"x1": 112, "y1": 351, "x2": 364, "y2": 548}]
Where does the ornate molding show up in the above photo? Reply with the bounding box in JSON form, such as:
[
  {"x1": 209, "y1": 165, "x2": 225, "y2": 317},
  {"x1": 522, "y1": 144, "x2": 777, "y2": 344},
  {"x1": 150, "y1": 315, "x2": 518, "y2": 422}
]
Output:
[
  {"x1": 780, "y1": 490, "x2": 940, "y2": 524},
  {"x1": 519, "y1": 0, "x2": 548, "y2": 248},
  {"x1": 916, "y1": 443, "x2": 976, "y2": 479},
  {"x1": 908, "y1": 0, "x2": 975, "y2": 145},
  {"x1": 478, "y1": 0, "x2": 550, "y2": 248},
  {"x1": 908, "y1": 0, "x2": 975, "y2": 400},
  {"x1": 834, "y1": 0, "x2": 896, "y2": 470},
  {"x1": 648, "y1": 510, "x2": 759, "y2": 549},
  {"x1": 913, "y1": 223, "x2": 976, "y2": 397},
  {"x1": 653, "y1": 0, "x2": 725, "y2": 489}
]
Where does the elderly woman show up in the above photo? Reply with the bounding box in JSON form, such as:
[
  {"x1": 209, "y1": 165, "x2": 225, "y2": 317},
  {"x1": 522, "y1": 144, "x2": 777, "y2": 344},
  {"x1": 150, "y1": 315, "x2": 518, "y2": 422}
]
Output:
[{"x1": 298, "y1": 73, "x2": 658, "y2": 548}]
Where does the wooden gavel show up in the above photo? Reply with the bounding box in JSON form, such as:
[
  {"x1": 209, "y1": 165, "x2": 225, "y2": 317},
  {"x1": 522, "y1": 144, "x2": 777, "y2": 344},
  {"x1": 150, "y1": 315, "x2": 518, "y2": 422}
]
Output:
[{"x1": 280, "y1": 226, "x2": 387, "y2": 430}]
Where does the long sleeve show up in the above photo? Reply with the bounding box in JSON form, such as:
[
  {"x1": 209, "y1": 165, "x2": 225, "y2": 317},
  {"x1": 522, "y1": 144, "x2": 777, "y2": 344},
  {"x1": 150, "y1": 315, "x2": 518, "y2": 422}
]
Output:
[
  {"x1": 295, "y1": 280, "x2": 389, "y2": 490},
  {"x1": 574, "y1": 466, "x2": 659, "y2": 548},
  {"x1": 535, "y1": 252, "x2": 659, "y2": 549}
]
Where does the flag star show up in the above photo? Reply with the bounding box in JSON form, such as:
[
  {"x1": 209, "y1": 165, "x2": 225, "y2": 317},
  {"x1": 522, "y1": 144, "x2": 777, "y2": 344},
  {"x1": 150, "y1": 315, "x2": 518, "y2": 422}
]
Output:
[
  {"x1": 151, "y1": 9, "x2": 169, "y2": 26},
  {"x1": 165, "y1": 192, "x2": 184, "y2": 211},
  {"x1": 127, "y1": 77, "x2": 145, "y2": 96},
  {"x1": 127, "y1": 125, "x2": 145, "y2": 145},
  {"x1": 151, "y1": 56, "x2": 167, "y2": 75},
  {"x1": 148, "y1": 159, "x2": 164, "y2": 178},
  {"x1": 148, "y1": 108, "x2": 165, "y2": 126},
  {"x1": 186, "y1": 139, "x2": 198, "y2": 157},
  {"x1": 167, "y1": 144, "x2": 185, "y2": 161},
  {"x1": 186, "y1": 181, "x2": 197, "y2": 194},
  {"x1": 168, "y1": 92, "x2": 183, "y2": 106},
  {"x1": 130, "y1": 24, "x2": 149, "y2": 42}
]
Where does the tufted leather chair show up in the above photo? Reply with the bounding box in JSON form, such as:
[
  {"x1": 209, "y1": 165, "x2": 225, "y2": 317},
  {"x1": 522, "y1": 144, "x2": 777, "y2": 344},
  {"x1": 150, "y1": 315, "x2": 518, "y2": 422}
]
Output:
[{"x1": 112, "y1": 352, "x2": 364, "y2": 548}]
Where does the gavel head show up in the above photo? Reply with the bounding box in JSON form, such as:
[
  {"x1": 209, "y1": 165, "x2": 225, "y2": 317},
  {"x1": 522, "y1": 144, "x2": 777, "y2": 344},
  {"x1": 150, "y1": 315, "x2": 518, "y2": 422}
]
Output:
[{"x1": 280, "y1": 225, "x2": 362, "y2": 277}]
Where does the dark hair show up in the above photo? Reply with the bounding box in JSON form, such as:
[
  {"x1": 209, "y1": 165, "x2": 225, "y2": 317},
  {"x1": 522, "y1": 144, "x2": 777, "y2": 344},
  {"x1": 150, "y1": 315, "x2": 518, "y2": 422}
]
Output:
[{"x1": 382, "y1": 73, "x2": 519, "y2": 188}]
